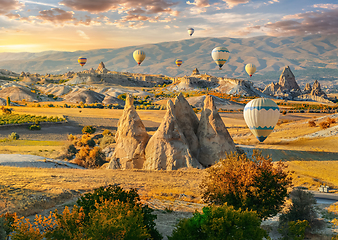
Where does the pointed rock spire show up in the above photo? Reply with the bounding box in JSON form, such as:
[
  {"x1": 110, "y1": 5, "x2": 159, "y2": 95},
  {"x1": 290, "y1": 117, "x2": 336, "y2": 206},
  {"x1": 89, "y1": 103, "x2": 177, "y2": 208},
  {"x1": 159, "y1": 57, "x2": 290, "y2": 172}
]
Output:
[
  {"x1": 143, "y1": 100, "x2": 202, "y2": 170},
  {"x1": 197, "y1": 95, "x2": 237, "y2": 167},
  {"x1": 107, "y1": 93, "x2": 149, "y2": 169},
  {"x1": 173, "y1": 93, "x2": 200, "y2": 158}
]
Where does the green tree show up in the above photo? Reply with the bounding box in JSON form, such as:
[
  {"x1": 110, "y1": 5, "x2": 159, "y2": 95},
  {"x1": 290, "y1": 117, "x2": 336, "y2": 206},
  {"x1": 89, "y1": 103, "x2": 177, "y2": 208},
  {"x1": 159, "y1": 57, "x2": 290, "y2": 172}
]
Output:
[
  {"x1": 201, "y1": 151, "x2": 292, "y2": 219},
  {"x1": 168, "y1": 204, "x2": 268, "y2": 240},
  {"x1": 82, "y1": 125, "x2": 96, "y2": 134},
  {"x1": 6, "y1": 97, "x2": 10, "y2": 107}
]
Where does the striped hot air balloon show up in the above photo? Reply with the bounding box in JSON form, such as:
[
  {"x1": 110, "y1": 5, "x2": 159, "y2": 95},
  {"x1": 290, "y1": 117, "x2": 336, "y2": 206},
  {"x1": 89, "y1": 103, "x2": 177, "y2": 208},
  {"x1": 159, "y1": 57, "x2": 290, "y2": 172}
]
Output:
[
  {"x1": 245, "y1": 63, "x2": 256, "y2": 77},
  {"x1": 78, "y1": 57, "x2": 87, "y2": 67},
  {"x1": 133, "y1": 50, "x2": 146, "y2": 65},
  {"x1": 175, "y1": 59, "x2": 183, "y2": 67},
  {"x1": 211, "y1": 47, "x2": 230, "y2": 70},
  {"x1": 243, "y1": 98, "x2": 280, "y2": 142}
]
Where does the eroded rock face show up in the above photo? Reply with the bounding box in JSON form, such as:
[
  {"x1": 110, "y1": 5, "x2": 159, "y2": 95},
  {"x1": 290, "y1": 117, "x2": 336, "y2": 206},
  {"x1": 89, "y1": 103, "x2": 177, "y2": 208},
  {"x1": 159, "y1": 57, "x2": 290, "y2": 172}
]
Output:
[
  {"x1": 97, "y1": 62, "x2": 105, "y2": 71},
  {"x1": 279, "y1": 66, "x2": 300, "y2": 92},
  {"x1": 197, "y1": 95, "x2": 237, "y2": 166},
  {"x1": 107, "y1": 94, "x2": 149, "y2": 169},
  {"x1": 310, "y1": 80, "x2": 327, "y2": 97},
  {"x1": 173, "y1": 93, "x2": 200, "y2": 159},
  {"x1": 143, "y1": 100, "x2": 202, "y2": 170},
  {"x1": 303, "y1": 83, "x2": 312, "y2": 94}
]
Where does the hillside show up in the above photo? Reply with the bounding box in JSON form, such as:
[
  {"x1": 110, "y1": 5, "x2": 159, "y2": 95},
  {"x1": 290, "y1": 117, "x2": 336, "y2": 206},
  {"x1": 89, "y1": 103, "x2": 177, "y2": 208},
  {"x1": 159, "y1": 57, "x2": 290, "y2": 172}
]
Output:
[{"x1": 0, "y1": 34, "x2": 338, "y2": 86}]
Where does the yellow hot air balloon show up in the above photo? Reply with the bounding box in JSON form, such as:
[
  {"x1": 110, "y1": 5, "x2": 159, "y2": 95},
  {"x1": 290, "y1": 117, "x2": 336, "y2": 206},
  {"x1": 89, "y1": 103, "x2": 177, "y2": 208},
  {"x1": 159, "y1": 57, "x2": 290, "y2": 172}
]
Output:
[
  {"x1": 133, "y1": 50, "x2": 146, "y2": 65},
  {"x1": 175, "y1": 59, "x2": 183, "y2": 67},
  {"x1": 245, "y1": 63, "x2": 256, "y2": 77},
  {"x1": 243, "y1": 98, "x2": 280, "y2": 142},
  {"x1": 211, "y1": 47, "x2": 230, "y2": 70},
  {"x1": 78, "y1": 57, "x2": 87, "y2": 67}
]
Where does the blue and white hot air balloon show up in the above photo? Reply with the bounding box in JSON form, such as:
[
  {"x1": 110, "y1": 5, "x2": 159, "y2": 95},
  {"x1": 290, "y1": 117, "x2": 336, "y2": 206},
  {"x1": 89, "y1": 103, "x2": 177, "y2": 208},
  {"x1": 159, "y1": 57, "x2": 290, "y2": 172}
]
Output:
[
  {"x1": 211, "y1": 47, "x2": 230, "y2": 70},
  {"x1": 243, "y1": 98, "x2": 280, "y2": 142}
]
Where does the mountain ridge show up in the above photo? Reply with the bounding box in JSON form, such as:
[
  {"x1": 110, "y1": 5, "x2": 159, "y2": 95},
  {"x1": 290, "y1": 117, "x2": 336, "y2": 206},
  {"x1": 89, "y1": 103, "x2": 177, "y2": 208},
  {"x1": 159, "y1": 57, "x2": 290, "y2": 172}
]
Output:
[{"x1": 0, "y1": 34, "x2": 338, "y2": 85}]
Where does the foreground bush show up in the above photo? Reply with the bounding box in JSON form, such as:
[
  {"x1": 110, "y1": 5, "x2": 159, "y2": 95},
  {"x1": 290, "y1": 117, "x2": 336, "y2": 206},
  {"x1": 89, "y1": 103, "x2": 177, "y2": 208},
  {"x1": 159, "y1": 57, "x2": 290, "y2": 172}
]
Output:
[
  {"x1": 201, "y1": 151, "x2": 292, "y2": 219},
  {"x1": 2, "y1": 186, "x2": 161, "y2": 240},
  {"x1": 279, "y1": 189, "x2": 324, "y2": 235},
  {"x1": 278, "y1": 220, "x2": 309, "y2": 240},
  {"x1": 74, "y1": 146, "x2": 106, "y2": 168},
  {"x1": 77, "y1": 185, "x2": 162, "y2": 240},
  {"x1": 168, "y1": 204, "x2": 268, "y2": 240}
]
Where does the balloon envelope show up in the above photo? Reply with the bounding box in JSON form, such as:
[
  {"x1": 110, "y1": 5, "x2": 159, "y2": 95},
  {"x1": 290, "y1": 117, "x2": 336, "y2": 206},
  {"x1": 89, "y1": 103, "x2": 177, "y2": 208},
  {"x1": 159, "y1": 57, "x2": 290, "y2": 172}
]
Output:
[
  {"x1": 78, "y1": 57, "x2": 87, "y2": 67},
  {"x1": 243, "y1": 98, "x2": 280, "y2": 142},
  {"x1": 211, "y1": 47, "x2": 230, "y2": 70},
  {"x1": 175, "y1": 59, "x2": 183, "y2": 67},
  {"x1": 133, "y1": 50, "x2": 146, "y2": 65},
  {"x1": 187, "y1": 28, "x2": 194, "y2": 36},
  {"x1": 245, "y1": 63, "x2": 256, "y2": 77}
]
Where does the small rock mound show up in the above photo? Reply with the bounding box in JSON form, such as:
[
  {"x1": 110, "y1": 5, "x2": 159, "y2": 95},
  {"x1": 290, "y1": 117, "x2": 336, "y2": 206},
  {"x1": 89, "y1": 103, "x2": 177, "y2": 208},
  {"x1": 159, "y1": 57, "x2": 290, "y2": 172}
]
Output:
[
  {"x1": 310, "y1": 80, "x2": 327, "y2": 97},
  {"x1": 0, "y1": 86, "x2": 38, "y2": 102},
  {"x1": 64, "y1": 89, "x2": 105, "y2": 104}
]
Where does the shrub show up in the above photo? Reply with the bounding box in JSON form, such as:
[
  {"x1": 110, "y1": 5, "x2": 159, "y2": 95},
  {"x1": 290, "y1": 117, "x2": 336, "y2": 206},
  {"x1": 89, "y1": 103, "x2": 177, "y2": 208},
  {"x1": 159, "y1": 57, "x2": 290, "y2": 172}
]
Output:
[
  {"x1": 74, "y1": 146, "x2": 105, "y2": 168},
  {"x1": 279, "y1": 189, "x2": 324, "y2": 232},
  {"x1": 8, "y1": 132, "x2": 19, "y2": 140},
  {"x1": 77, "y1": 185, "x2": 162, "y2": 240},
  {"x1": 59, "y1": 143, "x2": 77, "y2": 160},
  {"x1": 77, "y1": 134, "x2": 95, "y2": 147},
  {"x1": 168, "y1": 204, "x2": 268, "y2": 240},
  {"x1": 327, "y1": 117, "x2": 336, "y2": 124},
  {"x1": 282, "y1": 110, "x2": 287, "y2": 115},
  {"x1": 117, "y1": 93, "x2": 127, "y2": 101},
  {"x1": 102, "y1": 129, "x2": 112, "y2": 136},
  {"x1": 99, "y1": 134, "x2": 115, "y2": 149},
  {"x1": 308, "y1": 120, "x2": 316, "y2": 127},
  {"x1": 278, "y1": 220, "x2": 309, "y2": 240},
  {"x1": 82, "y1": 125, "x2": 96, "y2": 134},
  {"x1": 319, "y1": 121, "x2": 330, "y2": 129},
  {"x1": 201, "y1": 151, "x2": 292, "y2": 219},
  {"x1": 28, "y1": 124, "x2": 41, "y2": 130},
  {"x1": 1, "y1": 107, "x2": 11, "y2": 114}
]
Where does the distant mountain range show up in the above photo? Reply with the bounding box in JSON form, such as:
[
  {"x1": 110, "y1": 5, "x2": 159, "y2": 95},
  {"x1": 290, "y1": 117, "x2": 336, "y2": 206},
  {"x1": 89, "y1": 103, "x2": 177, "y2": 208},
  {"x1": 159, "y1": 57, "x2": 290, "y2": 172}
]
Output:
[{"x1": 0, "y1": 34, "x2": 338, "y2": 87}]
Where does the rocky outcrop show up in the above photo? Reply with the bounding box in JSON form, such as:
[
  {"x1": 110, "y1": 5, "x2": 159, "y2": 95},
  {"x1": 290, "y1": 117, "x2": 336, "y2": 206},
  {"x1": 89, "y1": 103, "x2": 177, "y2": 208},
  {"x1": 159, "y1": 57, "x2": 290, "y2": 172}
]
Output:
[
  {"x1": 303, "y1": 83, "x2": 312, "y2": 94},
  {"x1": 310, "y1": 80, "x2": 327, "y2": 97},
  {"x1": 263, "y1": 66, "x2": 301, "y2": 98},
  {"x1": 143, "y1": 100, "x2": 202, "y2": 170},
  {"x1": 97, "y1": 62, "x2": 105, "y2": 71},
  {"x1": 197, "y1": 95, "x2": 237, "y2": 166},
  {"x1": 192, "y1": 68, "x2": 200, "y2": 75},
  {"x1": 107, "y1": 94, "x2": 150, "y2": 169},
  {"x1": 173, "y1": 93, "x2": 200, "y2": 158}
]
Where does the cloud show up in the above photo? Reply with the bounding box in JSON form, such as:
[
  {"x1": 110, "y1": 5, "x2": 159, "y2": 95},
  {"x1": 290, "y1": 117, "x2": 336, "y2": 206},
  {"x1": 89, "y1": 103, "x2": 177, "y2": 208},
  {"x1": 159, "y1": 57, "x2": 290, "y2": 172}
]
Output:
[
  {"x1": 76, "y1": 30, "x2": 90, "y2": 39},
  {"x1": 186, "y1": 0, "x2": 210, "y2": 8},
  {"x1": 312, "y1": 4, "x2": 338, "y2": 10},
  {"x1": 0, "y1": 0, "x2": 23, "y2": 15},
  {"x1": 224, "y1": 0, "x2": 250, "y2": 8},
  {"x1": 5, "y1": 13, "x2": 20, "y2": 19},
  {"x1": 36, "y1": 8, "x2": 75, "y2": 25},
  {"x1": 260, "y1": 9, "x2": 338, "y2": 36}
]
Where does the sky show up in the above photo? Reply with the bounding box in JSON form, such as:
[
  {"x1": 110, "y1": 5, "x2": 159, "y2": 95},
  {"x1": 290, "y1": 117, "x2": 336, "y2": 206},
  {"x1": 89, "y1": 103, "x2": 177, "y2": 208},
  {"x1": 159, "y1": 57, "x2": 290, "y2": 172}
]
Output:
[{"x1": 0, "y1": 0, "x2": 337, "y2": 52}]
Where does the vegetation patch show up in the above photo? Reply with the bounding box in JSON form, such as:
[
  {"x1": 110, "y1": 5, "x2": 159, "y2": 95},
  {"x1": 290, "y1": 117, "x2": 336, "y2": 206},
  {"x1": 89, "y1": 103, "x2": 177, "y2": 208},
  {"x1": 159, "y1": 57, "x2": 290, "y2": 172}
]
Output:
[{"x1": 0, "y1": 114, "x2": 65, "y2": 125}]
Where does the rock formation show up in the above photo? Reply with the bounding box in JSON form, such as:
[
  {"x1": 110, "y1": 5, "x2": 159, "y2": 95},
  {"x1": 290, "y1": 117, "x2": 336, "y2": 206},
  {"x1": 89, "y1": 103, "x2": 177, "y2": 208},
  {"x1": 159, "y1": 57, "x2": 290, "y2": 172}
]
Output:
[
  {"x1": 143, "y1": 100, "x2": 202, "y2": 170},
  {"x1": 310, "y1": 80, "x2": 327, "y2": 97},
  {"x1": 173, "y1": 93, "x2": 200, "y2": 158},
  {"x1": 97, "y1": 62, "x2": 105, "y2": 71},
  {"x1": 263, "y1": 66, "x2": 301, "y2": 98},
  {"x1": 303, "y1": 83, "x2": 312, "y2": 94},
  {"x1": 197, "y1": 95, "x2": 237, "y2": 166},
  {"x1": 107, "y1": 94, "x2": 150, "y2": 169},
  {"x1": 192, "y1": 68, "x2": 200, "y2": 75}
]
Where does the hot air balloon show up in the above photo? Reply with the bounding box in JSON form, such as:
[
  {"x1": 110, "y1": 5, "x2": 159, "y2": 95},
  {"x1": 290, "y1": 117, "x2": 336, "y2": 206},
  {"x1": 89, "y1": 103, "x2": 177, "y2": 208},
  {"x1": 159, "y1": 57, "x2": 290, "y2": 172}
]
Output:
[
  {"x1": 243, "y1": 98, "x2": 280, "y2": 142},
  {"x1": 187, "y1": 28, "x2": 194, "y2": 36},
  {"x1": 245, "y1": 63, "x2": 256, "y2": 77},
  {"x1": 175, "y1": 59, "x2": 183, "y2": 67},
  {"x1": 211, "y1": 47, "x2": 230, "y2": 70},
  {"x1": 133, "y1": 50, "x2": 146, "y2": 65},
  {"x1": 78, "y1": 57, "x2": 87, "y2": 67}
]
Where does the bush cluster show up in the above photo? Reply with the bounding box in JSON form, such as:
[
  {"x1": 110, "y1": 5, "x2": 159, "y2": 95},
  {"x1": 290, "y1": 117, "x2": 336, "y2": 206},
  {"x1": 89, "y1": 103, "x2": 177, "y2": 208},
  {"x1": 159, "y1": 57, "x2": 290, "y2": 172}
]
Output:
[
  {"x1": 0, "y1": 114, "x2": 64, "y2": 125},
  {"x1": 168, "y1": 204, "x2": 268, "y2": 240},
  {"x1": 0, "y1": 186, "x2": 162, "y2": 240},
  {"x1": 29, "y1": 124, "x2": 41, "y2": 130},
  {"x1": 82, "y1": 126, "x2": 96, "y2": 134},
  {"x1": 308, "y1": 120, "x2": 316, "y2": 127},
  {"x1": 8, "y1": 132, "x2": 19, "y2": 140},
  {"x1": 201, "y1": 151, "x2": 292, "y2": 219}
]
